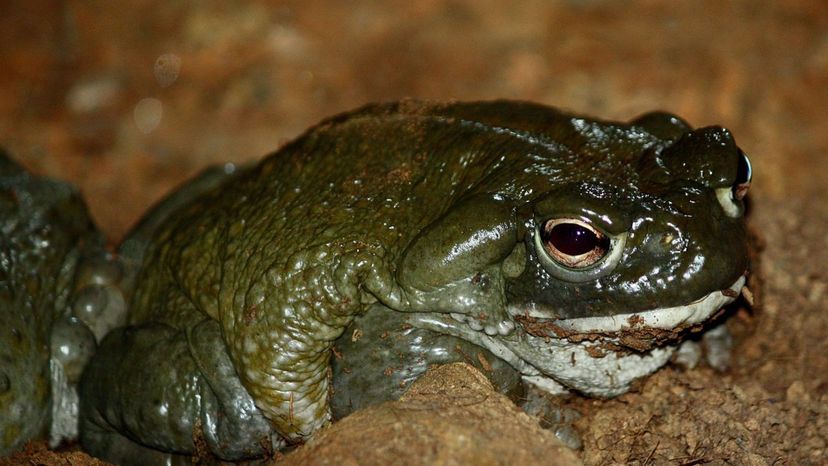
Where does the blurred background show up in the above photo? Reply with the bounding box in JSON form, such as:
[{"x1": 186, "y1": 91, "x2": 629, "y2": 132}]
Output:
[
  {"x1": 1, "y1": 1, "x2": 826, "y2": 463},
  {"x1": 1, "y1": 0, "x2": 824, "y2": 241}
]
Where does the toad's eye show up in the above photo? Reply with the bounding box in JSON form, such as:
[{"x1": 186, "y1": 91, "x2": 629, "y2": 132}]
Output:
[
  {"x1": 534, "y1": 217, "x2": 627, "y2": 282},
  {"x1": 540, "y1": 219, "x2": 610, "y2": 268},
  {"x1": 732, "y1": 149, "x2": 752, "y2": 201}
]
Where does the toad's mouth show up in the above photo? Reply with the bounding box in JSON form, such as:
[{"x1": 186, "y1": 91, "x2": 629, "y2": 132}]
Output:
[{"x1": 507, "y1": 275, "x2": 746, "y2": 348}]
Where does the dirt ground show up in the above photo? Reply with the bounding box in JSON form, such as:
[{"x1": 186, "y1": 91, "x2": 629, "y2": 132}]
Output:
[{"x1": 1, "y1": 0, "x2": 826, "y2": 465}]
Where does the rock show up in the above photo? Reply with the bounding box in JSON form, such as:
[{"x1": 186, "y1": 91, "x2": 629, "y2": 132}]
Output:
[{"x1": 277, "y1": 363, "x2": 580, "y2": 466}]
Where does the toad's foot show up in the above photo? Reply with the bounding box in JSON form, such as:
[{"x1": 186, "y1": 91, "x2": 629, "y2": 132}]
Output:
[
  {"x1": 79, "y1": 322, "x2": 279, "y2": 465},
  {"x1": 404, "y1": 263, "x2": 516, "y2": 336},
  {"x1": 521, "y1": 385, "x2": 583, "y2": 450}
]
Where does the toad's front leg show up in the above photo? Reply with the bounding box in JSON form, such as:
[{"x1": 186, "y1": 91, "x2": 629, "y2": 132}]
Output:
[
  {"x1": 397, "y1": 194, "x2": 524, "y2": 336},
  {"x1": 219, "y1": 244, "x2": 404, "y2": 441}
]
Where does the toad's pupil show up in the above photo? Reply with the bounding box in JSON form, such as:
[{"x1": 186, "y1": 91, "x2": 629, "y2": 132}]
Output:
[{"x1": 547, "y1": 223, "x2": 599, "y2": 256}]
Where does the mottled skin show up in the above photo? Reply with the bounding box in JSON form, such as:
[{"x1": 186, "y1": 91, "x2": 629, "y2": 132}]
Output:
[
  {"x1": 79, "y1": 100, "x2": 750, "y2": 464},
  {"x1": 0, "y1": 151, "x2": 110, "y2": 454}
]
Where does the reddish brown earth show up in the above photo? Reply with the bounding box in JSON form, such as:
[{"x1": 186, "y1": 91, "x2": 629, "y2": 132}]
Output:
[{"x1": 1, "y1": 1, "x2": 826, "y2": 464}]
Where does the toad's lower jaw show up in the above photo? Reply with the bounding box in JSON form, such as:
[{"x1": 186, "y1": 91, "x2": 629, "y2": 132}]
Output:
[
  {"x1": 508, "y1": 275, "x2": 746, "y2": 334},
  {"x1": 409, "y1": 274, "x2": 747, "y2": 398}
]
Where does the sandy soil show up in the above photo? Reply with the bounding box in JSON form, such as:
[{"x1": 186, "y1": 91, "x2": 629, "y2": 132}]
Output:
[{"x1": 1, "y1": 1, "x2": 826, "y2": 464}]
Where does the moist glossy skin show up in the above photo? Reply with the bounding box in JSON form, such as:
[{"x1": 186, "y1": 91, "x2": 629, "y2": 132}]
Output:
[
  {"x1": 79, "y1": 100, "x2": 750, "y2": 464},
  {"x1": 0, "y1": 151, "x2": 116, "y2": 455}
]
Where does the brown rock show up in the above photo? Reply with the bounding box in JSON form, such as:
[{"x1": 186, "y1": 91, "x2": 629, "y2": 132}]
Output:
[{"x1": 277, "y1": 363, "x2": 580, "y2": 466}]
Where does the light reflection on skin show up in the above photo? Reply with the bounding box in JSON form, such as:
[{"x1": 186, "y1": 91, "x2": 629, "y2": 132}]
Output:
[
  {"x1": 580, "y1": 208, "x2": 615, "y2": 229},
  {"x1": 683, "y1": 254, "x2": 705, "y2": 281},
  {"x1": 443, "y1": 222, "x2": 512, "y2": 265},
  {"x1": 664, "y1": 221, "x2": 688, "y2": 252},
  {"x1": 631, "y1": 216, "x2": 651, "y2": 230}
]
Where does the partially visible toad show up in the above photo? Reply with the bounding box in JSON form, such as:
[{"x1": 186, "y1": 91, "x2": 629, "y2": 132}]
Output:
[
  {"x1": 0, "y1": 151, "x2": 126, "y2": 455},
  {"x1": 78, "y1": 100, "x2": 752, "y2": 464}
]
